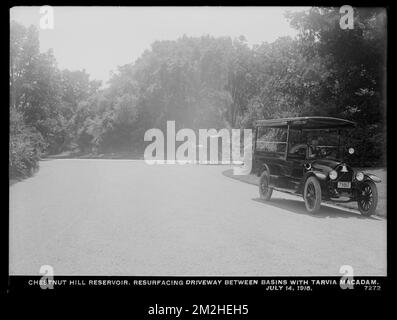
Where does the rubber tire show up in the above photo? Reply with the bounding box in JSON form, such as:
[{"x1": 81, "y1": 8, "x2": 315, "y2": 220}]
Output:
[
  {"x1": 259, "y1": 171, "x2": 273, "y2": 201},
  {"x1": 304, "y1": 176, "x2": 322, "y2": 214},
  {"x1": 357, "y1": 180, "x2": 378, "y2": 216}
]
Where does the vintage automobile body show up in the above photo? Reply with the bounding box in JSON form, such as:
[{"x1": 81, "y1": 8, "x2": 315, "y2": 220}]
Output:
[{"x1": 253, "y1": 117, "x2": 381, "y2": 216}]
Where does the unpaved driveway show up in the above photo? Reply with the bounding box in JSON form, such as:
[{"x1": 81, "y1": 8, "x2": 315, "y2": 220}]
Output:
[{"x1": 9, "y1": 159, "x2": 387, "y2": 276}]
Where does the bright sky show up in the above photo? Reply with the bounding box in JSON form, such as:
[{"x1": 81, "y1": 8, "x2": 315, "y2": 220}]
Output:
[{"x1": 11, "y1": 6, "x2": 309, "y2": 85}]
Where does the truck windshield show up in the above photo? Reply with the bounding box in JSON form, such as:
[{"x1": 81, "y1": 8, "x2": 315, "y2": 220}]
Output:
[
  {"x1": 305, "y1": 130, "x2": 341, "y2": 160},
  {"x1": 287, "y1": 129, "x2": 347, "y2": 160}
]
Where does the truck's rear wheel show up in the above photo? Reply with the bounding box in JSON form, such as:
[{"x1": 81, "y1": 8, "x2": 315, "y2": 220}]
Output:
[{"x1": 259, "y1": 171, "x2": 273, "y2": 201}]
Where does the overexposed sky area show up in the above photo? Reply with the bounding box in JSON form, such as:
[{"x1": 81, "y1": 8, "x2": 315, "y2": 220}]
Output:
[{"x1": 11, "y1": 6, "x2": 310, "y2": 85}]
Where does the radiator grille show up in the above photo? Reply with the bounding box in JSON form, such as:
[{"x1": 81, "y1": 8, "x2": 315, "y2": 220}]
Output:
[{"x1": 336, "y1": 165, "x2": 353, "y2": 182}]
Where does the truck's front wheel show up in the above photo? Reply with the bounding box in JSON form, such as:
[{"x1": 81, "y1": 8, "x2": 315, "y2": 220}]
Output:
[
  {"x1": 303, "y1": 176, "x2": 322, "y2": 214},
  {"x1": 357, "y1": 180, "x2": 378, "y2": 216}
]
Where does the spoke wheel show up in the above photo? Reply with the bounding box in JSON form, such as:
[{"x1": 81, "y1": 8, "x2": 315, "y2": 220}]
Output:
[
  {"x1": 259, "y1": 171, "x2": 273, "y2": 201},
  {"x1": 357, "y1": 181, "x2": 378, "y2": 216},
  {"x1": 304, "y1": 176, "x2": 322, "y2": 213}
]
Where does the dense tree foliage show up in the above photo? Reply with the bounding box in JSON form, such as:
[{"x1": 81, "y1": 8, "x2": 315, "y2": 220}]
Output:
[
  {"x1": 10, "y1": 21, "x2": 101, "y2": 178},
  {"x1": 287, "y1": 7, "x2": 387, "y2": 166},
  {"x1": 10, "y1": 7, "x2": 386, "y2": 179}
]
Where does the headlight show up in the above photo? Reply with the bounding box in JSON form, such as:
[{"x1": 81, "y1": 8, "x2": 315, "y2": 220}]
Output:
[
  {"x1": 329, "y1": 170, "x2": 338, "y2": 180},
  {"x1": 356, "y1": 172, "x2": 364, "y2": 181},
  {"x1": 348, "y1": 147, "x2": 355, "y2": 154}
]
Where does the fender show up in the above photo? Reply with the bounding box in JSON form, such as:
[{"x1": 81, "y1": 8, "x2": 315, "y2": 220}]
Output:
[
  {"x1": 257, "y1": 163, "x2": 270, "y2": 177},
  {"x1": 314, "y1": 172, "x2": 327, "y2": 180},
  {"x1": 364, "y1": 173, "x2": 381, "y2": 183},
  {"x1": 298, "y1": 170, "x2": 327, "y2": 194},
  {"x1": 303, "y1": 170, "x2": 327, "y2": 181}
]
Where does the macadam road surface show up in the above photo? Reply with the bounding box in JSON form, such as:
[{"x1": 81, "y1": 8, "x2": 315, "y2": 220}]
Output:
[{"x1": 10, "y1": 159, "x2": 386, "y2": 276}]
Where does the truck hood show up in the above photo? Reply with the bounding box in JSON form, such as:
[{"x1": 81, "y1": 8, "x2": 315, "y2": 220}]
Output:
[{"x1": 310, "y1": 159, "x2": 343, "y2": 173}]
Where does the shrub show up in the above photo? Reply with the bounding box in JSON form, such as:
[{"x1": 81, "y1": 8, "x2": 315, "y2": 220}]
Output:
[{"x1": 9, "y1": 108, "x2": 46, "y2": 180}]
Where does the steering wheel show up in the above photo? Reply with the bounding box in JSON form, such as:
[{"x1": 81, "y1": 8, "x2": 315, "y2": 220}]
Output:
[{"x1": 289, "y1": 144, "x2": 307, "y2": 155}]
